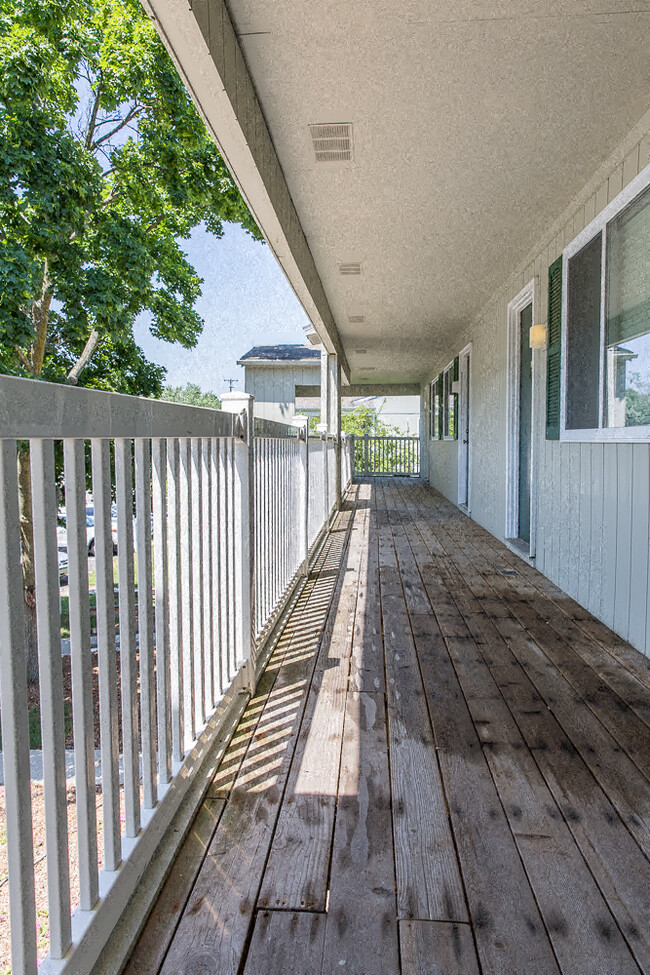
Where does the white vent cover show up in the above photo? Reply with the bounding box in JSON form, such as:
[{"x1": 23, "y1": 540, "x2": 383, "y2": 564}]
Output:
[
  {"x1": 348, "y1": 315, "x2": 365, "y2": 323},
  {"x1": 339, "y1": 262, "x2": 362, "y2": 275},
  {"x1": 310, "y1": 123, "x2": 353, "y2": 162}
]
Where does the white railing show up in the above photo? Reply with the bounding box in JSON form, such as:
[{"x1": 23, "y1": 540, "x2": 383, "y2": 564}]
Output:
[
  {"x1": 353, "y1": 435, "x2": 420, "y2": 476},
  {"x1": 0, "y1": 379, "x2": 344, "y2": 975}
]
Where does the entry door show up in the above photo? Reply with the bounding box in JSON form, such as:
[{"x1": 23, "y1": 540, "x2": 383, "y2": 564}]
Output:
[
  {"x1": 458, "y1": 345, "x2": 471, "y2": 509},
  {"x1": 518, "y1": 303, "x2": 533, "y2": 543}
]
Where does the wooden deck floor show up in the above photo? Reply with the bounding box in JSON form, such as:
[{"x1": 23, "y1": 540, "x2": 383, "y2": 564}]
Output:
[{"x1": 126, "y1": 479, "x2": 650, "y2": 975}]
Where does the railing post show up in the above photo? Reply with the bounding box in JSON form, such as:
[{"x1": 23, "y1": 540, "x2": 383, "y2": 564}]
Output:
[
  {"x1": 292, "y1": 416, "x2": 309, "y2": 575},
  {"x1": 221, "y1": 392, "x2": 255, "y2": 694},
  {"x1": 364, "y1": 434, "x2": 369, "y2": 475},
  {"x1": 317, "y1": 423, "x2": 329, "y2": 526},
  {"x1": 328, "y1": 354, "x2": 341, "y2": 510}
]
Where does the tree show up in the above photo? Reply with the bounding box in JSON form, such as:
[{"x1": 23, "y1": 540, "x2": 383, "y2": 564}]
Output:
[
  {"x1": 625, "y1": 372, "x2": 650, "y2": 427},
  {"x1": 0, "y1": 0, "x2": 262, "y2": 679},
  {"x1": 304, "y1": 400, "x2": 401, "y2": 437},
  {"x1": 160, "y1": 383, "x2": 221, "y2": 410}
]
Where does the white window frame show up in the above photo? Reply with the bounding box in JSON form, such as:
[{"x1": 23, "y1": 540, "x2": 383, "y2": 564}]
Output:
[
  {"x1": 430, "y1": 375, "x2": 441, "y2": 440},
  {"x1": 506, "y1": 280, "x2": 536, "y2": 547},
  {"x1": 442, "y1": 360, "x2": 456, "y2": 441},
  {"x1": 560, "y1": 162, "x2": 650, "y2": 443}
]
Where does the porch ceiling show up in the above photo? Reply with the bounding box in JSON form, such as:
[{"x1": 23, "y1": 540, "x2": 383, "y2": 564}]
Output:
[{"x1": 225, "y1": 0, "x2": 650, "y2": 383}]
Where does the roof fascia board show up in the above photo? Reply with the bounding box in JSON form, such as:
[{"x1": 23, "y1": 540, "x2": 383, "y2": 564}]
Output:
[
  {"x1": 140, "y1": 0, "x2": 350, "y2": 381},
  {"x1": 238, "y1": 360, "x2": 321, "y2": 367},
  {"x1": 296, "y1": 383, "x2": 422, "y2": 397}
]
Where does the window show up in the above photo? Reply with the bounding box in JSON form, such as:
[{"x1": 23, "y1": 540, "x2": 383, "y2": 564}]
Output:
[
  {"x1": 443, "y1": 359, "x2": 459, "y2": 440},
  {"x1": 559, "y1": 170, "x2": 650, "y2": 441},
  {"x1": 430, "y1": 374, "x2": 442, "y2": 439}
]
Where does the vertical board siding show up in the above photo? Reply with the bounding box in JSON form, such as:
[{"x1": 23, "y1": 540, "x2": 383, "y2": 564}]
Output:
[
  {"x1": 424, "y1": 118, "x2": 650, "y2": 658},
  {"x1": 614, "y1": 446, "x2": 634, "y2": 641},
  {"x1": 629, "y1": 445, "x2": 650, "y2": 651}
]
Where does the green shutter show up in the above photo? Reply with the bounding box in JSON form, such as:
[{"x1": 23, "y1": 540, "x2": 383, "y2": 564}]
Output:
[
  {"x1": 452, "y1": 356, "x2": 459, "y2": 439},
  {"x1": 546, "y1": 256, "x2": 563, "y2": 440}
]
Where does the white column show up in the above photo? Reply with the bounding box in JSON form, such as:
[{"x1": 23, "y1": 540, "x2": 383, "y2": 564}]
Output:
[
  {"x1": 292, "y1": 415, "x2": 309, "y2": 575},
  {"x1": 328, "y1": 354, "x2": 341, "y2": 509},
  {"x1": 320, "y1": 346, "x2": 330, "y2": 429},
  {"x1": 221, "y1": 392, "x2": 255, "y2": 693},
  {"x1": 316, "y1": 422, "x2": 329, "y2": 526}
]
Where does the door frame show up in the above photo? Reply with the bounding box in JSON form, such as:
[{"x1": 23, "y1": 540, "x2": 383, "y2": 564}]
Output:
[
  {"x1": 457, "y1": 342, "x2": 472, "y2": 512},
  {"x1": 506, "y1": 280, "x2": 536, "y2": 556}
]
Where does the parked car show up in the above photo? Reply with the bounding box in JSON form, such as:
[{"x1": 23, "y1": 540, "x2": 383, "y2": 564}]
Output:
[{"x1": 57, "y1": 504, "x2": 118, "y2": 557}]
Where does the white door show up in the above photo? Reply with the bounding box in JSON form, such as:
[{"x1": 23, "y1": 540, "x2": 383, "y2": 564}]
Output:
[{"x1": 458, "y1": 345, "x2": 471, "y2": 509}]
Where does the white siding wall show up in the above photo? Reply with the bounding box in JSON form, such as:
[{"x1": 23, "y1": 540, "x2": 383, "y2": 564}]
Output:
[
  {"x1": 423, "y1": 111, "x2": 650, "y2": 658},
  {"x1": 245, "y1": 363, "x2": 320, "y2": 422}
]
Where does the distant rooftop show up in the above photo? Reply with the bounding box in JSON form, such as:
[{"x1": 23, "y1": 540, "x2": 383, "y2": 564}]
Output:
[{"x1": 238, "y1": 344, "x2": 321, "y2": 363}]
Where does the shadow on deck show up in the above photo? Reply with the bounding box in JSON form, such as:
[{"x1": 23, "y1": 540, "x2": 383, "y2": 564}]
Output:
[{"x1": 124, "y1": 479, "x2": 650, "y2": 975}]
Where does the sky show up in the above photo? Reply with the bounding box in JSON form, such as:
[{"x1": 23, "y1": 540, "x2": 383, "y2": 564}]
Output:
[{"x1": 133, "y1": 222, "x2": 309, "y2": 397}]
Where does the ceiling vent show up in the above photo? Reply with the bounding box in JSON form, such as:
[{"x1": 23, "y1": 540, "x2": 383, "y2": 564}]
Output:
[
  {"x1": 309, "y1": 123, "x2": 353, "y2": 162},
  {"x1": 348, "y1": 315, "x2": 365, "y2": 324},
  {"x1": 339, "y1": 262, "x2": 362, "y2": 276},
  {"x1": 355, "y1": 349, "x2": 368, "y2": 354}
]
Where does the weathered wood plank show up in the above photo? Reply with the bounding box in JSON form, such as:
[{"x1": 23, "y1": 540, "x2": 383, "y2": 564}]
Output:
[
  {"x1": 158, "y1": 506, "x2": 355, "y2": 975},
  {"x1": 401, "y1": 483, "x2": 650, "y2": 973},
  {"x1": 243, "y1": 911, "x2": 326, "y2": 975},
  {"x1": 382, "y1": 483, "x2": 559, "y2": 974},
  {"x1": 399, "y1": 920, "x2": 480, "y2": 975},
  {"x1": 320, "y1": 691, "x2": 399, "y2": 975},
  {"x1": 123, "y1": 799, "x2": 225, "y2": 975},
  {"x1": 376, "y1": 483, "x2": 467, "y2": 924},
  {"x1": 258, "y1": 498, "x2": 364, "y2": 911}
]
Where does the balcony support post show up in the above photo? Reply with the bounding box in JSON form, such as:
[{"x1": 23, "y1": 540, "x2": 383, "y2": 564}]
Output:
[
  {"x1": 292, "y1": 415, "x2": 309, "y2": 575},
  {"x1": 221, "y1": 392, "x2": 256, "y2": 694},
  {"x1": 328, "y1": 353, "x2": 341, "y2": 509}
]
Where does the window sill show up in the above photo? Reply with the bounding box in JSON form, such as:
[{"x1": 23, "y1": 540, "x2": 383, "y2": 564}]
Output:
[
  {"x1": 559, "y1": 427, "x2": 650, "y2": 444},
  {"x1": 505, "y1": 537, "x2": 536, "y2": 563}
]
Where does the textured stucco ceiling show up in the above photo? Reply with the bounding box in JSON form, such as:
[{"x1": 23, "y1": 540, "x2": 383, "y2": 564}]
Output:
[{"x1": 226, "y1": 0, "x2": 650, "y2": 383}]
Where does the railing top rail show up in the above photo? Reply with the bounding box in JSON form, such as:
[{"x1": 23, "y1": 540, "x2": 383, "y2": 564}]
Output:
[
  {"x1": 358, "y1": 435, "x2": 420, "y2": 441},
  {"x1": 253, "y1": 416, "x2": 299, "y2": 439},
  {"x1": 0, "y1": 375, "x2": 240, "y2": 441}
]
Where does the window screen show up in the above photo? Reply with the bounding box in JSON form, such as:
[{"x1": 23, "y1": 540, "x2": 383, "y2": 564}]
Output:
[
  {"x1": 566, "y1": 233, "x2": 602, "y2": 430},
  {"x1": 605, "y1": 184, "x2": 650, "y2": 427}
]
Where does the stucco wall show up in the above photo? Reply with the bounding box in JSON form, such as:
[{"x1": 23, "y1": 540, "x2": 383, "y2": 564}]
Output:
[{"x1": 423, "y1": 108, "x2": 650, "y2": 657}]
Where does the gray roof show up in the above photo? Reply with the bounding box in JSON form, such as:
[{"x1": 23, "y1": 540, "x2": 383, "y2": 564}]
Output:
[{"x1": 239, "y1": 344, "x2": 321, "y2": 363}]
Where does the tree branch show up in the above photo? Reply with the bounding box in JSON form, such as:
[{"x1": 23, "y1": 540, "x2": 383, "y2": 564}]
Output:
[
  {"x1": 31, "y1": 260, "x2": 52, "y2": 377},
  {"x1": 91, "y1": 104, "x2": 142, "y2": 151},
  {"x1": 85, "y1": 74, "x2": 104, "y2": 150},
  {"x1": 66, "y1": 328, "x2": 101, "y2": 385},
  {"x1": 16, "y1": 348, "x2": 34, "y2": 373}
]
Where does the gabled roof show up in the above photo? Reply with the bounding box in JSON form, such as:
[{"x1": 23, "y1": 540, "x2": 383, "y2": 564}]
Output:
[{"x1": 238, "y1": 344, "x2": 321, "y2": 364}]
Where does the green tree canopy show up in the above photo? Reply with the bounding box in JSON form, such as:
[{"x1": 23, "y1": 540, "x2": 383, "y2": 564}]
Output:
[
  {"x1": 304, "y1": 401, "x2": 401, "y2": 437},
  {"x1": 160, "y1": 382, "x2": 221, "y2": 410},
  {"x1": 0, "y1": 0, "x2": 262, "y2": 392}
]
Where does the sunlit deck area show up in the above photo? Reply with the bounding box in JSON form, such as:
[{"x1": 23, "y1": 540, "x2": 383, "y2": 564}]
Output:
[{"x1": 126, "y1": 478, "x2": 650, "y2": 975}]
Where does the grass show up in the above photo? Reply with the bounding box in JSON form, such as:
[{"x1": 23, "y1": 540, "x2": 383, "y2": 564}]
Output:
[
  {"x1": 60, "y1": 555, "x2": 145, "y2": 639},
  {"x1": 0, "y1": 702, "x2": 73, "y2": 750}
]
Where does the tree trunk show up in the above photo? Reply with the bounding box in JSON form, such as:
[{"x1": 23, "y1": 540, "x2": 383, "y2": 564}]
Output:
[{"x1": 17, "y1": 443, "x2": 39, "y2": 684}]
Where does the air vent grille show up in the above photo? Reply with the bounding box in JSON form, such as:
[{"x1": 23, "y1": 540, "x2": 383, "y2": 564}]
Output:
[
  {"x1": 309, "y1": 123, "x2": 353, "y2": 162},
  {"x1": 339, "y1": 263, "x2": 362, "y2": 276},
  {"x1": 355, "y1": 349, "x2": 368, "y2": 354},
  {"x1": 348, "y1": 315, "x2": 365, "y2": 324}
]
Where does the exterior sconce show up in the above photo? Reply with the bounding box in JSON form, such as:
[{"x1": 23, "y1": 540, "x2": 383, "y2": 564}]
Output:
[{"x1": 529, "y1": 324, "x2": 547, "y2": 350}]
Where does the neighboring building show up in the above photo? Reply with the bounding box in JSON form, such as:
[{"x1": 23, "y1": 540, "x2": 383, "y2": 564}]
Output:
[
  {"x1": 239, "y1": 344, "x2": 420, "y2": 431},
  {"x1": 238, "y1": 345, "x2": 321, "y2": 422}
]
